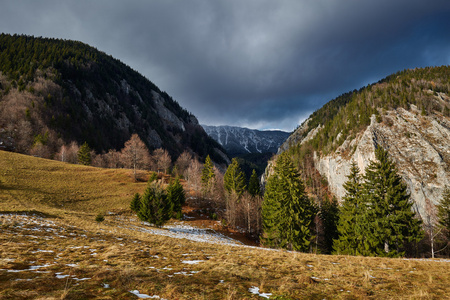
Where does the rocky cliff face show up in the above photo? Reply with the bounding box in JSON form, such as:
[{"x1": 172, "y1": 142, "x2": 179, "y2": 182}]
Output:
[
  {"x1": 314, "y1": 105, "x2": 450, "y2": 219},
  {"x1": 278, "y1": 102, "x2": 450, "y2": 221},
  {"x1": 272, "y1": 66, "x2": 450, "y2": 222},
  {"x1": 202, "y1": 125, "x2": 290, "y2": 156}
]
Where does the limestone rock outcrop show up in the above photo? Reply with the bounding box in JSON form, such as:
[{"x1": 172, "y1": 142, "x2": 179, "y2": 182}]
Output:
[{"x1": 314, "y1": 106, "x2": 450, "y2": 219}]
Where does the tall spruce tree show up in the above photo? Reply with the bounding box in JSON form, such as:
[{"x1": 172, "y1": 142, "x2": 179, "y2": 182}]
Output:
[
  {"x1": 166, "y1": 177, "x2": 186, "y2": 219},
  {"x1": 362, "y1": 147, "x2": 423, "y2": 257},
  {"x1": 201, "y1": 155, "x2": 215, "y2": 195},
  {"x1": 77, "y1": 142, "x2": 91, "y2": 165},
  {"x1": 262, "y1": 152, "x2": 315, "y2": 251},
  {"x1": 333, "y1": 161, "x2": 365, "y2": 255},
  {"x1": 248, "y1": 169, "x2": 261, "y2": 197},
  {"x1": 224, "y1": 158, "x2": 247, "y2": 196},
  {"x1": 319, "y1": 196, "x2": 339, "y2": 254}
]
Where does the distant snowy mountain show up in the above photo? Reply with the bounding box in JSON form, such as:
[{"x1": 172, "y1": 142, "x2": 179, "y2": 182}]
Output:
[{"x1": 202, "y1": 125, "x2": 290, "y2": 156}]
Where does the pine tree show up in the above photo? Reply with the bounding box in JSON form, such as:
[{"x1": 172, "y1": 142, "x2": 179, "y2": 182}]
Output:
[
  {"x1": 166, "y1": 177, "x2": 186, "y2": 219},
  {"x1": 201, "y1": 155, "x2": 215, "y2": 195},
  {"x1": 77, "y1": 142, "x2": 91, "y2": 165},
  {"x1": 334, "y1": 161, "x2": 365, "y2": 255},
  {"x1": 148, "y1": 172, "x2": 158, "y2": 183},
  {"x1": 437, "y1": 186, "x2": 450, "y2": 239},
  {"x1": 362, "y1": 147, "x2": 423, "y2": 257},
  {"x1": 224, "y1": 158, "x2": 247, "y2": 196},
  {"x1": 248, "y1": 169, "x2": 261, "y2": 197},
  {"x1": 130, "y1": 193, "x2": 141, "y2": 213},
  {"x1": 262, "y1": 152, "x2": 315, "y2": 251},
  {"x1": 320, "y1": 196, "x2": 339, "y2": 254},
  {"x1": 137, "y1": 183, "x2": 170, "y2": 228}
]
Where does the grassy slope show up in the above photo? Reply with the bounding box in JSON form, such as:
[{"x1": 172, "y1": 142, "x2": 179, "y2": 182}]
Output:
[
  {"x1": 0, "y1": 150, "x2": 146, "y2": 215},
  {"x1": 1, "y1": 150, "x2": 450, "y2": 299}
]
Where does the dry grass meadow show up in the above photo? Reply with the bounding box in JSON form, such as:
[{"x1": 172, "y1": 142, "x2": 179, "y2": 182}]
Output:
[{"x1": 1, "y1": 150, "x2": 449, "y2": 299}]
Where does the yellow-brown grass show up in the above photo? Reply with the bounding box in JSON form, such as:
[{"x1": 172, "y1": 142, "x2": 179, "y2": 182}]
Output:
[
  {"x1": 1, "y1": 150, "x2": 449, "y2": 299},
  {"x1": 0, "y1": 150, "x2": 147, "y2": 216}
]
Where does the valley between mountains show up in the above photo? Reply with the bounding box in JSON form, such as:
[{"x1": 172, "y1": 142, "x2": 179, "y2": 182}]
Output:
[{"x1": 1, "y1": 34, "x2": 450, "y2": 299}]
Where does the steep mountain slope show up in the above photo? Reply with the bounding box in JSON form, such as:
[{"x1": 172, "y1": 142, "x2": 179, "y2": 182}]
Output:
[
  {"x1": 275, "y1": 66, "x2": 450, "y2": 221},
  {"x1": 0, "y1": 34, "x2": 225, "y2": 163},
  {"x1": 202, "y1": 125, "x2": 290, "y2": 156}
]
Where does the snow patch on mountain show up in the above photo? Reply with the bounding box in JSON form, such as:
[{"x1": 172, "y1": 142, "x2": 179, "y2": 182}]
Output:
[{"x1": 202, "y1": 125, "x2": 290, "y2": 156}]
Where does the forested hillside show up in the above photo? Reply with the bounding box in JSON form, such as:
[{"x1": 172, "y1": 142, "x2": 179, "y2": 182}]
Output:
[
  {"x1": 277, "y1": 66, "x2": 449, "y2": 200},
  {"x1": 0, "y1": 34, "x2": 225, "y2": 163},
  {"x1": 268, "y1": 66, "x2": 450, "y2": 256},
  {"x1": 282, "y1": 66, "x2": 449, "y2": 156}
]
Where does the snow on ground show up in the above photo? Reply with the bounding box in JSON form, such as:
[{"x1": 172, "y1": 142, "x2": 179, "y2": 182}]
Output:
[
  {"x1": 1, "y1": 212, "x2": 245, "y2": 248},
  {"x1": 181, "y1": 260, "x2": 204, "y2": 265},
  {"x1": 129, "y1": 290, "x2": 165, "y2": 299},
  {"x1": 116, "y1": 216, "x2": 244, "y2": 246},
  {"x1": 249, "y1": 286, "x2": 272, "y2": 299}
]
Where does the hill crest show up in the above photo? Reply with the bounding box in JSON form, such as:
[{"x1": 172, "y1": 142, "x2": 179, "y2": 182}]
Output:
[{"x1": 0, "y1": 34, "x2": 225, "y2": 163}]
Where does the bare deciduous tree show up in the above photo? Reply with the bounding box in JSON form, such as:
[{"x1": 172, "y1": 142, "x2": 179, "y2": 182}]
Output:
[
  {"x1": 175, "y1": 150, "x2": 192, "y2": 178},
  {"x1": 104, "y1": 149, "x2": 122, "y2": 168},
  {"x1": 152, "y1": 148, "x2": 171, "y2": 174},
  {"x1": 242, "y1": 192, "x2": 263, "y2": 235},
  {"x1": 15, "y1": 120, "x2": 33, "y2": 153},
  {"x1": 212, "y1": 167, "x2": 226, "y2": 210},
  {"x1": 186, "y1": 158, "x2": 202, "y2": 193},
  {"x1": 91, "y1": 151, "x2": 106, "y2": 168},
  {"x1": 121, "y1": 134, "x2": 151, "y2": 180},
  {"x1": 56, "y1": 142, "x2": 79, "y2": 164},
  {"x1": 29, "y1": 142, "x2": 51, "y2": 158}
]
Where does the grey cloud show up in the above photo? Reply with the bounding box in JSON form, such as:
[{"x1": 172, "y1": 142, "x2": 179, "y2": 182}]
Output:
[{"x1": 0, "y1": 0, "x2": 449, "y2": 131}]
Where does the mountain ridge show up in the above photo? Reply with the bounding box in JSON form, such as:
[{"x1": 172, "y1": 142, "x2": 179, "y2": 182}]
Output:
[
  {"x1": 0, "y1": 34, "x2": 226, "y2": 163},
  {"x1": 202, "y1": 124, "x2": 290, "y2": 156}
]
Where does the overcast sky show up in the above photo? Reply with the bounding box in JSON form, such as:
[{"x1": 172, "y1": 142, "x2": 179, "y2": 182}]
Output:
[{"x1": 1, "y1": 1, "x2": 449, "y2": 131}]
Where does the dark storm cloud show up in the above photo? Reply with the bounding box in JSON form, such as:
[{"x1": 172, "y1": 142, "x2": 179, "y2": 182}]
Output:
[{"x1": 1, "y1": 0, "x2": 449, "y2": 131}]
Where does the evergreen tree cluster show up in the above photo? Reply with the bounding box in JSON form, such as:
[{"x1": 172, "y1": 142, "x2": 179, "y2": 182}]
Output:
[
  {"x1": 130, "y1": 177, "x2": 186, "y2": 227},
  {"x1": 195, "y1": 154, "x2": 263, "y2": 235},
  {"x1": 221, "y1": 157, "x2": 261, "y2": 198},
  {"x1": 259, "y1": 147, "x2": 425, "y2": 257},
  {"x1": 334, "y1": 147, "x2": 423, "y2": 257}
]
